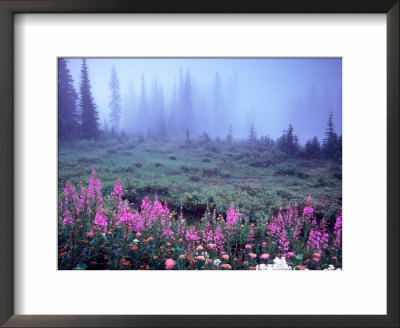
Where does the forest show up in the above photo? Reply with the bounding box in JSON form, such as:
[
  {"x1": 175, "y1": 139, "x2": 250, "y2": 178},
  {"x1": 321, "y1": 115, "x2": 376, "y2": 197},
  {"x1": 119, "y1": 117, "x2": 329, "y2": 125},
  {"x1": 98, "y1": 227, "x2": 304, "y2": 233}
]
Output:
[{"x1": 58, "y1": 58, "x2": 342, "y2": 270}]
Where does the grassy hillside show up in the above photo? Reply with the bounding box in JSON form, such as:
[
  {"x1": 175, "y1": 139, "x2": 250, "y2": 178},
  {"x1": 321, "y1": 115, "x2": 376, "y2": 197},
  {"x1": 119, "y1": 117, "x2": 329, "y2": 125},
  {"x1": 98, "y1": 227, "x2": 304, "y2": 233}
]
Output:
[{"x1": 59, "y1": 137, "x2": 341, "y2": 225}]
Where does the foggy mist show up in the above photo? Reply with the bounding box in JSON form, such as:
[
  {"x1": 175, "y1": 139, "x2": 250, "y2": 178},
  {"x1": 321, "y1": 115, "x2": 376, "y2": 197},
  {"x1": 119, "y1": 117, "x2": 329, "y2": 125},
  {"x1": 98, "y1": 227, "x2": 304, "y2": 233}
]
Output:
[{"x1": 65, "y1": 58, "x2": 342, "y2": 143}]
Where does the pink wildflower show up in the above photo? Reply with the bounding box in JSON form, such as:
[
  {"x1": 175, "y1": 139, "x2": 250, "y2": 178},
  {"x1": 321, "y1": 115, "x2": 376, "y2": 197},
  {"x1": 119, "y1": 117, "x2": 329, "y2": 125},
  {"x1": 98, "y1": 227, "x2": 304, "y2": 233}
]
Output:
[{"x1": 165, "y1": 259, "x2": 176, "y2": 270}]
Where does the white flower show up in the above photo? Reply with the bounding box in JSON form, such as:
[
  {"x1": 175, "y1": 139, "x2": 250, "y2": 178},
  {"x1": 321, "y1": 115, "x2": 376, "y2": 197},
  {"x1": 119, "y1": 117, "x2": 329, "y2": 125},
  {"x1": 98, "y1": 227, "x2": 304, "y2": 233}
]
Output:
[
  {"x1": 133, "y1": 239, "x2": 139, "y2": 244},
  {"x1": 102, "y1": 233, "x2": 106, "y2": 238},
  {"x1": 255, "y1": 264, "x2": 268, "y2": 270},
  {"x1": 324, "y1": 264, "x2": 336, "y2": 271},
  {"x1": 256, "y1": 257, "x2": 292, "y2": 270},
  {"x1": 213, "y1": 259, "x2": 221, "y2": 267}
]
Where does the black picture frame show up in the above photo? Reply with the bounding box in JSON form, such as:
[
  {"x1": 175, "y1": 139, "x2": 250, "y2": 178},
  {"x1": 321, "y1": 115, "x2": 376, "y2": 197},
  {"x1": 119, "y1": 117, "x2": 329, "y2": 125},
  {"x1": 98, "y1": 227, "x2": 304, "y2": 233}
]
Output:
[{"x1": 0, "y1": 1, "x2": 398, "y2": 327}]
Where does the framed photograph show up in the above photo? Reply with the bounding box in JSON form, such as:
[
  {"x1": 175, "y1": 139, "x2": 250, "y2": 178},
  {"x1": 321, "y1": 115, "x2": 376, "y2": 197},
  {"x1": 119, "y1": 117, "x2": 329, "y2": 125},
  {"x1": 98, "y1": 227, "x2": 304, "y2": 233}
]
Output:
[{"x1": 0, "y1": 0, "x2": 398, "y2": 327}]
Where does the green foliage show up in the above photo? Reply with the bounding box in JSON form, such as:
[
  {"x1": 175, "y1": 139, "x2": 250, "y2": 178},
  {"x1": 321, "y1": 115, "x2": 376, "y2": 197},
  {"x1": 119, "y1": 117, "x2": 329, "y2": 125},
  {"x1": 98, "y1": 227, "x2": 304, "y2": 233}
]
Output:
[{"x1": 59, "y1": 138, "x2": 342, "y2": 223}]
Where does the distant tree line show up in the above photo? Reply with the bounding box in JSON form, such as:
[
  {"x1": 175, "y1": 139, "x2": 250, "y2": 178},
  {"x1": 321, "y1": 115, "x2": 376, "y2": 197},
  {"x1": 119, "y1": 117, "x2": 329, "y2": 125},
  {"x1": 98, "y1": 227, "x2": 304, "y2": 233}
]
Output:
[
  {"x1": 245, "y1": 112, "x2": 342, "y2": 161},
  {"x1": 58, "y1": 58, "x2": 341, "y2": 161}
]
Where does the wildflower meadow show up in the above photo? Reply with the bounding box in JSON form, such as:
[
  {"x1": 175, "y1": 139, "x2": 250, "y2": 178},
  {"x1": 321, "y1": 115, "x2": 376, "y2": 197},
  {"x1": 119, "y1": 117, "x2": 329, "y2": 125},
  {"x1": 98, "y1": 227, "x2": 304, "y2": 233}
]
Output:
[
  {"x1": 58, "y1": 58, "x2": 342, "y2": 270},
  {"x1": 59, "y1": 169, "x2": 342, "y2": 270}
]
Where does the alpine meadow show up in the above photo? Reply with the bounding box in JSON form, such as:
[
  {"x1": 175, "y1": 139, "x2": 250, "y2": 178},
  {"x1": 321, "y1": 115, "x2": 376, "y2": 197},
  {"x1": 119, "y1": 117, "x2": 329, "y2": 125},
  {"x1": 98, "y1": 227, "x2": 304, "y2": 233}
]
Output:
[{"x1": 58, "y1": 58, "x2": 342, "y2": 271}]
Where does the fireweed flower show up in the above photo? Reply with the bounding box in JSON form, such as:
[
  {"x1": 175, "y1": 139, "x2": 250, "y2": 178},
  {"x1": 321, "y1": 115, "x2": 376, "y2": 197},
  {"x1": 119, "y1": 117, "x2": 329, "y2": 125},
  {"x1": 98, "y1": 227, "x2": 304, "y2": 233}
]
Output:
[
  {"x1": 94, "y1": 207, "x2": 108, "y2": 232},
  {"x1": 307, "y1": 228, "x2": 329, "y2": 254},
  {"x1": 112, "y1": 178, "x2": 123, "y2": 202},
  {"x1": 333, "y1": 215, "x2": 342, "y2": 249},
  {"x1": 226, "y1": 204, "x2": 241, "y2": 227},
  {"x1": 58, "y1": 177, "x2": 342, "y2": 271},
  {"x1": 88, "y1": 169, "x2": 103, "y2": 209},
  {"x1": 303, "y1": 206, "x2": 314, "y2": 218},
  {"x1": 62, "y1": 210, "x2": 74, "y2": 226},
  {"x1": 213, "y1": 226, "x2": 225, "y2": 252}
]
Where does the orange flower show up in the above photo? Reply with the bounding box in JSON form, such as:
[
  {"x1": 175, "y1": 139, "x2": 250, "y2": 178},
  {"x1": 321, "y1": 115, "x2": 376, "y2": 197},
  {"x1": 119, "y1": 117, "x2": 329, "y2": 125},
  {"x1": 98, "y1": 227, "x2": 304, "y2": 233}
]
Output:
[
  {"x1": 207, "y1": 259, "x2": 213, "y2": 264},
  {"x1": 296, "y1": 265, "x2": 306, "y2": 270},
  {"x1": 222, "y1": 254, "x2": 229, "y2": 261},
  {"x1": 220, "y1": 264, "x2": 232, "y2": 270},
  {"x1": 106, "y1": 231, "x2": 112, "y2": 235},
  {"x1": 131, "y1": 245, "x2": 138, "y2": 251},
  {"x1": 145, "y1": 265, "x2": 150, "y2": 270},
  {"x1": 100, "y1": 245, "x2": 106, "y2": 250},
  {"x1": 87, "y1": 232, "x2": 94, "y2": 238},
  {"x1": 249, "y1": 266, "x2": 255, "y2": 270},
  {"x1": 179, "y1": 254, "x2": 185, "y2": 260},
  {"x1": 153, "y1": 256, "x2": 158, "y2": 260},
  {"x1": 147, "y1": 237, "x2": 153, "y2": 242},
  {"x1": 104, "y1": 255, "x2": 109, "y2": 260},
  {"x1": 178, "y1": 238, "x2": 184, "y2": 243},
  {"x1": 166, "y1": 242, "x2": 172, "y2": 247}
]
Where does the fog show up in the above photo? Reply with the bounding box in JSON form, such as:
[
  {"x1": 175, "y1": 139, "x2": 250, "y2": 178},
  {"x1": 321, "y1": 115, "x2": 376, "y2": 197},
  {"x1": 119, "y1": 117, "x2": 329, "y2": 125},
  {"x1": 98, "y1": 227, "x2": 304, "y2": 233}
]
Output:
[{"x1": 66, "y1": 58, "x2": 342, "y2": 143}]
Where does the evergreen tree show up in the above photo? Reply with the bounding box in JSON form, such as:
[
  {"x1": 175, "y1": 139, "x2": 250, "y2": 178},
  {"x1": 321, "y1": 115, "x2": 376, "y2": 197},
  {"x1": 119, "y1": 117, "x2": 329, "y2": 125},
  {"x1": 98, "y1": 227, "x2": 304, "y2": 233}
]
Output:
[
  {"x1": 103, "y1": 117, "x2": 110, "y2": 137},
  {"x1": 79, "y1": 59, "x2": 100, "y2": 139},
  {"x1": 277, "y1": 124, "x2": 299, "y2": 156},
  {"x1": 176, "y1": 68, "x2": 185, "y2": 135},
  {"x1": 213, "y1": 72, "x2": 224, "y2": 135},
  {"x1": 249, "y1": 123, "x2": 257, "y2": 142},
  {"x1": 322, "y1": 112, "x2": 338, "y2": 159},
  {"x1": 137, "y1": 75, "x2": 149, "y2": 134},
  {"x1": 305, "y1": 136, "x2": 321, "y2": 159},
  {"x1": 226, "y1": 124, "x2": 233, "y2": 143},
  {"x1": 168, "y1": 80, "x2": 178, "y2": 136},
  {"x1": 58, "y1": 58, "x2": 79, "y2": 139},
  {"x1": 156, "y1": 83, "x2": 167, "y2": 139},
  {"x1": 185, "y1": 128, "x2": 191, "y2": 145},
  {"x1": 183, "y1": 71, "x2": 194, "y2": 134},
  {"x1": 108, "y1": 66, "x2": 122, "y2": 132}
]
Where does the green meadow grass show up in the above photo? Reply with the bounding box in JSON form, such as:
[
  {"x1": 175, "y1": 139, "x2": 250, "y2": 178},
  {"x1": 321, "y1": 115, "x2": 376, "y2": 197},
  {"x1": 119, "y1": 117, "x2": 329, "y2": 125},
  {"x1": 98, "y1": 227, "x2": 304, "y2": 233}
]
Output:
[{"x1": 58, "y1": 137, "x2": 342, "y2": 224}]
